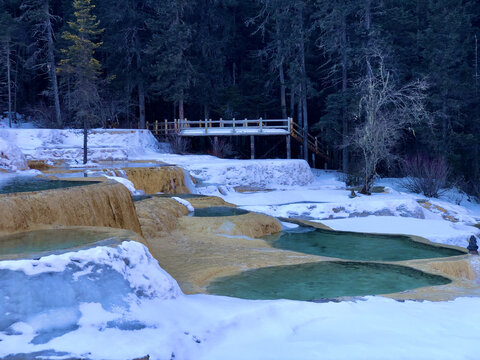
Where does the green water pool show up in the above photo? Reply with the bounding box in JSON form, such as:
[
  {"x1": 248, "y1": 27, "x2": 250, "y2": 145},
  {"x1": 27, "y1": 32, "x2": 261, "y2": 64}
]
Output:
[
  {"x1": 207, "y1": 261, "x2": 451, "y2": 301},
  {"x1": 0, "y1": 229, "x2": 127, "y2": 260},
  {"x1": 264, "y1": 227, "x2": 464, "y2": 261},
  {"x1": 132, "y1": 193, "x2": 207, "y2": 202},
  {"x1": 0, "y1": 177, "x2": 97, "y2": 194},
  {"x1": 192, "y1": 206, "x2": 249, "y2": 217}
]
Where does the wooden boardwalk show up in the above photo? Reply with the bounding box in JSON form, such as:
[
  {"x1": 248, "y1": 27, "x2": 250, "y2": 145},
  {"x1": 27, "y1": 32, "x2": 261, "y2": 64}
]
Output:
[{"x1": 146, "y1": 117, "x2": 327, "y2": 161}]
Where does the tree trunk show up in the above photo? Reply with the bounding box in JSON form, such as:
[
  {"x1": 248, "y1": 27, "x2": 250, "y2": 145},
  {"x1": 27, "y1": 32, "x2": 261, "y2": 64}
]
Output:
[
  {"x1": 297, "y1": 6, "x2": 308, "y2": 162},
  {"x1": 179, "y1": 94, "x2": 184, "y2": 120},
  {"x1": 83, "y1": 119, "x2": 88, "y2": 164},
  {"x1": 275, "y1": 16, "x2": 287, "y2": 119},
  {"x1": 290, "y1": 87, "x2": 295, "y2": 119},
  {"x1": 341, "y1": 12, "x2": 348, "y2": 173},
  {"x1": 13, "y1": 54, "x2": 18, "y2": 122},
  {"x1": 6, "y1": 41, "x2": 12, "y2": 128},
  {"x1": 45, "y1": 0, "x2": 62, "y2": 128},
  {"x1": 138, "y1": 81, "x2": 146, "y2": 128},
  {"x1": 204, "y1": 104, "x2": 209, "y2": 120}
]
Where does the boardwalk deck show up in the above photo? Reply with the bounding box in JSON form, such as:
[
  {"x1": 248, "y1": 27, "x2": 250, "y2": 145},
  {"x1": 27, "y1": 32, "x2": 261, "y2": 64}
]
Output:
[{"x1": 146, "y1": 117, "x2": 328, "y2": 162}]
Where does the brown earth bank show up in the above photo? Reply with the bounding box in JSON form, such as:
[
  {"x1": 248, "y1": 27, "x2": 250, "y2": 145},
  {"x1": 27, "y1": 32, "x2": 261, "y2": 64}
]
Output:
[
  {"x1": 123, "y1": 166, "x2": 190, "y2": 194},
  {"x1": 0, "y1": 182, "x2": 142, "y2": 236}
]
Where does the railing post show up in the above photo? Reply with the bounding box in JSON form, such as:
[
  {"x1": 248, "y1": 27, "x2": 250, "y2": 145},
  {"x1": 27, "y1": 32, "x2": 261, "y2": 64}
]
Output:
[
  {"x1": 233, "y1": 118, "x2": 236, "y2": 133},
  {"x1": 244, "y1": 118, "x2": 247, "y2": 128},
  {"x1": 205, "y1": 118, "x2": 208, "y2": 134},
  {"x1": 174, "y1": 119, "x2": 178, "y2": 133},
  {"x1": 286, "y1": 135, "x2": 291, "y2": 159},
  {"x1": 164, "y1": 119, "x2": 168, "y2": 135},
  {"x1": 220, "y1": 118, "x2": 224, "y2": 128},
  {"x1": 259, "y1": 117, "x2": 263, "y2": 133},
  {"x1": 146, "y1": 121, "x2": 149, "y2": 130},
  {"x1": 155, "y1": 120, "x2": 158, "y2": 135},
  {"x1": 250, "y1": 135, "x2": 255, "y2": 159},
  {"x1": 209, "y1": 118, "x2": 212, "y2": 128}
]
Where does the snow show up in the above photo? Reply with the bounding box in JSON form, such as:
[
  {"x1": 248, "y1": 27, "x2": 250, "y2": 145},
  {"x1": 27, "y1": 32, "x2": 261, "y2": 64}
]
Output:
[
  {"x1": 0, "y1": 137, "x2": 28, "y2": 171},
  {"x1": 0, "y1": 128, "x2": 168, "y2": 163},
  {"x1": 1, "y1": 242, "x2": 480, "y2": 359},
  {"x1": 2, "y1": 130, "x2": 480, "y2": 359},
  {"x1": 171, "y1": 197, "x2": 195, "y2": 212},
  {"x1": 319, "y1": 216, "x2": 479, "y2": 248},
  {"x1": 151, "y1": 155, "x2": 315, "y2": 188},
  {"x1": 103, "y1": 175, "x2": 137, "y2": 194}
]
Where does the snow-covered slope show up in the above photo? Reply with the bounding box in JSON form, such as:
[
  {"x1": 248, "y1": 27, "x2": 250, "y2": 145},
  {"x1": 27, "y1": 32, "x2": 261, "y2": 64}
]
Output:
[
  {"x1": 0, "y1": 137, "x2": 28, "y2": 171},
  {"x1": 0, "y1": 128, "x2": 168, "y2": 163},
  {"x1": 1, "y1": 240, "x2": 480, "y2": 360}
]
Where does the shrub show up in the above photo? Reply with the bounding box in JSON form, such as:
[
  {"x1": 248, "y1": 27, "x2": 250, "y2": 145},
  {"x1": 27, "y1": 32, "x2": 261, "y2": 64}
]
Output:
[{"x1": 401, "y1": 154, "x2": 448, "y2": 198}]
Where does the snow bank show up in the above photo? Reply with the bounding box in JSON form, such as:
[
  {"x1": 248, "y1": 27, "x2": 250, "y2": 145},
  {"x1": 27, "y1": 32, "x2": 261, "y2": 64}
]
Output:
[
  {"x1": 243, "y1": 197, "x2": 427, "y2": 220},
  {"x1": 172, "y1": 197, "x2": 195, "y2": 212},
  {"x1": 0, "y1": 137, "x2": 28, "y2": 171},
  {"x1": 319, "y1": 216, "x2": 479, "y2": 248},
  {"x1": 0, "y1": 241, "x2": 180, "y2": 347},
  {"x1": 0, "y1": 129, "x2": 168, "y2": 163},
  {"x1": 181, "y1": 158, "x2": 314, "y2": 188}
]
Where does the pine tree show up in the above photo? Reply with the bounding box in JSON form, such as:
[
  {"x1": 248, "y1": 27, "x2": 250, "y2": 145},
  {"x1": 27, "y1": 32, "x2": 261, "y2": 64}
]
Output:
[
  {"x1": 97, "y1": 0, "x2": 155, "y2": 129},
  {"x1": 21, "y1": 0, "x2": 63, "y2": 127},
  {"x1": 147, "y1": 0, "x2": 193, "y2": 121},
  {"x1": 0, "y1": 1, "x2": 18, "y2": 128},
  {"x1": 58, "y1": 0, "x2": 103, "y2": 163},
  {"x1": 313, "y1": 0, "x2": 358, "y2": 172}
]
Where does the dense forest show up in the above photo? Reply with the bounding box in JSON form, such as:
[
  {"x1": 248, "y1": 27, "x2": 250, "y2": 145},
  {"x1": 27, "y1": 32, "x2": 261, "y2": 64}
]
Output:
[{"x1": 0, "y1": 0, "x2": 479, "y2": 194}]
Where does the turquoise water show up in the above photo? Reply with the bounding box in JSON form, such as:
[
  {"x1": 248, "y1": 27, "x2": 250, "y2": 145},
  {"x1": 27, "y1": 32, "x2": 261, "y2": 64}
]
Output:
[
  {"x1": 264, "y1": 227, "x2": 464, "y2": 261},
  {"x1": 193, "y1": 206, "x2": 249, "y2": 217},
  {"x1": 132, "y1": 193, "x2": 207, "y2": 202},
  {"x1": 0, "y1": 177, "x2": 97, "y2": 194},
  {"x1": 0, "y1": 229, "x2": 124, "y2": 260},
  {"x1": 207, "y1": 261, "x2": 451, "y2": 301}
]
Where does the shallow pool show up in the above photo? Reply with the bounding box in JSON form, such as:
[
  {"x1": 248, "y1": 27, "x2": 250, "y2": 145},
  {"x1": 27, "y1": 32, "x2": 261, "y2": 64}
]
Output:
[
  {"x1": 132, "y1": 193, "x2": 207, "y2": 202},
  {"x1": 0, "y1": 177, "x2": 97, "y2": 194},
  {"x1": 264, "y1": 227, "x2": 464, "y2": 261},
  {"x1": 192, "y1": 206, "x2": 249, "y2": 217},
  {"x1": 0, "y1": 228, "x2": 127, "y2": 260},
  {"x1": 207, "y1": 261, "x2": 451, "y2": 301}
]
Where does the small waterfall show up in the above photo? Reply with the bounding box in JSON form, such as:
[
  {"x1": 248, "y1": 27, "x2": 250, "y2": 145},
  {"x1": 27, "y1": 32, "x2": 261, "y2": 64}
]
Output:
[{"x1": 182, "y1": 168, "x2": 197, "y2": 194}]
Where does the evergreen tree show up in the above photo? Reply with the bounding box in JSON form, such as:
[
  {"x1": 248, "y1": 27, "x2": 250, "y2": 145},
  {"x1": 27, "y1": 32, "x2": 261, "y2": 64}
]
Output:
[
  {"x1": 21, "y1": 0, "x2": 62, "y2": 127},
  {"x1": 58, "y1": 0, "x2": 103, "y2": 163},
  {"x1": 97, "y1": 0, "x2": 154, "y2": 128},
  {"x1": 147, "y1": 0, "x2": 193, "y2": 121},
  {"x1": 0, "y1": 0, "x2": 19, "y2": 127},
  {"x1": 313, "y1": 0, "x2": 358, "y2": 172}
]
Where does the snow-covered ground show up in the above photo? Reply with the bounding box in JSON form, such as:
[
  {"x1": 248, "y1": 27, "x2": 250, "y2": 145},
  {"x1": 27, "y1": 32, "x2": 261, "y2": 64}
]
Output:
[
  {"x1": 0, "y1": 128, "x2": 169, "y2": 163},
  {"x1": 1, "y1": 242, "x2": 480, "y2": 360},
  {"x1": 1, "y1": 129, "x2": 480, "y2": 359}
]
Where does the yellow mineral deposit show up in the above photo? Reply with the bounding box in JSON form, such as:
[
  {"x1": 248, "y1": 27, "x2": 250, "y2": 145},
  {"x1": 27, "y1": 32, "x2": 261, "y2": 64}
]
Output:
[
  {"x1": 123, "y1": 166, "x2": 191, "y2": 194},
  {"x1": 0, "y1": 182, "x2": 142, "y2": 236}
]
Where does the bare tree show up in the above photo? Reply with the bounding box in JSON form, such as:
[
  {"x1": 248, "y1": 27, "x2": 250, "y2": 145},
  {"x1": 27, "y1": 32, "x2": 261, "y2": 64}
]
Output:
[{"x1": 351, "y1": 49, "x2": 429, "y2": 194}]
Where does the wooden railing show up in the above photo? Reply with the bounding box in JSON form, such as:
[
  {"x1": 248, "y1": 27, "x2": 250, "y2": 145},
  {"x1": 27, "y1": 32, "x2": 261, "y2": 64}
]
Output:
[
  {"x1": 145, "y1": 118, "x2": 291, "y2": 135},
  {"x1": 145, "y1": 117, "x2": 326, "y2": 159}
]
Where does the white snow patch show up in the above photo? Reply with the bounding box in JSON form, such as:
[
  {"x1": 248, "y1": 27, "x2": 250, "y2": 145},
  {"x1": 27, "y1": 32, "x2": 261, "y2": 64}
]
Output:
[
  {"x1": 103, "y1": 175, "x2": 137, "y2": 194},
  {"x1": 319, "y1": 216, "x2": 479, "y2": 248},
  {"x1": 0, "y1": 137, "x2": 28, "y2": 171},
  {"x1": 0, "y1": 129, "x2": 165, "y2": 164},
  {"x1": 171, "y1": 197, "x2": 194, "y2": 212}
]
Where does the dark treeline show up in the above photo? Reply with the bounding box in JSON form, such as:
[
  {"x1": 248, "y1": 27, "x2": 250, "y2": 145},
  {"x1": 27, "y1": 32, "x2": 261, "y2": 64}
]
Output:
[{"x1": 1, "y1": 0, "x2": 480, "y2": 193}]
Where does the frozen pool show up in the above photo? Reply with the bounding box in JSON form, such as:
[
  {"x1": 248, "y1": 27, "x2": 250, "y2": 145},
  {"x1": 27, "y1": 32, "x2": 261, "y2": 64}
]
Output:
[
  {"x1": 264, "y1": 227, "x2": 465, "y2": 261},
  {"x1": 0, "y1": 228, "x2": 130, "y2": 260},
  {"x1": 0, "y1": 176, "x2": 97, "y2": 194},
  {"x1": 207, "y1": 261, "x2": 451, "y2": 301},
  {"x1": 132, "y1": 193, "x2": 208, "y2": 202},
  {"x1": 192, "y1": 206, "x2": 249, "y2": 217}
]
